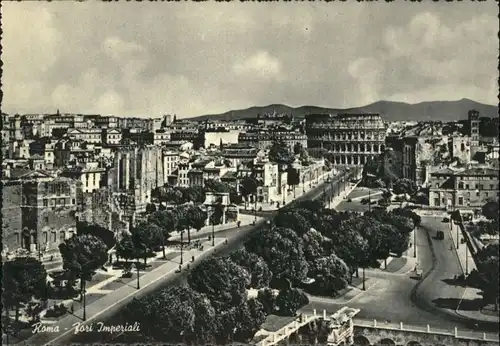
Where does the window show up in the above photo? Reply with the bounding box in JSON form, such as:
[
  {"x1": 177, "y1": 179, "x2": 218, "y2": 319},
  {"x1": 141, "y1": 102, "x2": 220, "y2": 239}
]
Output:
[
  {"x1": 43, "y1": 199, "x2": 48, "y2": 207},
  {"x1": 458, "y1": 182, "x2": 464, "y2": 189},
  {"x1": 476, "y1": 191, "x2": 480, "y2": 197},
  {"x1": 51, "y1": 232, "x2": 56, "y2": 243},
  {"x1": 458, "y1": 197, "x2": 464, "y2": 205},
  {"x1": 485, "y1": 192, "x2": 489, "y2": 197},
  {"x1": 434, "y1": 198, "x2": 440, "y2": 206},
  {"x1": 490, "y1": 184, "x2": 494, "y2": 190},
  {"x1": 72, "y1": 198, "x2": 76, "y2": 204},
  {"x1": 465, "y1": 184, "x2": 470, "y2": 190},
  {"x1": 43, "y1": 232, "x2": 48, "y2": 244}
]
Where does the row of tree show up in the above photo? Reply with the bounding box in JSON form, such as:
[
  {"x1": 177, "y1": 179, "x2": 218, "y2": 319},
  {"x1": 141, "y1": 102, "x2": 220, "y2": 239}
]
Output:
[
  {"x1": 117, "y1": 204, "x2": 208, "y2": 263},
  {"x1": 124, "y1": 249, "x2": 308, "y2": 344},
  {"x1": 3, "y1": 233, "x2": 110, "y2": 327},
  {"x1": 243, "y1": 200, "x2": 420, "y2": 296}
]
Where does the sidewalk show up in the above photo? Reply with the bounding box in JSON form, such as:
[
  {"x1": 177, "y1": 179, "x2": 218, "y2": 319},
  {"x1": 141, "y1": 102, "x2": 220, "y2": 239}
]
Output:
[
  {"x1": 325, "y1": 179, "x2": 360, "y2": 209},
  {"x1": 450, "y1": 223, "x2": 499, "y2": 323},
  {"x1": 14, "y1": 238, "x2": 227, "y2": 346},
  {"x1": 169, "y1": 213, "x2": 260, "y2": 241}
]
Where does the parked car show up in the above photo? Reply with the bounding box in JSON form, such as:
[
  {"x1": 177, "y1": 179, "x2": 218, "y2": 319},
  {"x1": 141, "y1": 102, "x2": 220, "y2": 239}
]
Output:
[
  {"x1": 436, "y1": 231, "x2": 444, "y2": 240},
  {"x1": 442, "y1": 217, "x2": 450, "y2": 223},
  {"x1": 360, "y1": 198, "x2": 370, "y2": 205}
]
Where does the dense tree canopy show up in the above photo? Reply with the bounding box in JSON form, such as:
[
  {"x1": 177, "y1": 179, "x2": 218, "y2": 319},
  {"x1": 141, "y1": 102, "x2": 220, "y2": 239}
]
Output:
[
  {"x1": 59, "y1": 234, "x2": 108, "y2": 282},
  {"x1": 245, "y1": 227, "x2": 309, "y2": 284},
  {"x1": 275, "y1": 288, "x2": 309, "y2": 316},
  {"x1": 273, "y1": 211, "x2": 312, "y2": 237},
  {"x1": 393, "y1": 178, "x2": 418, "y2": 196},
  {"x1": 269, "y1": 140, "x2": 295, "y2": 166},
  {"x1": 302, "y1": 229, "x2": 332, "y2": 264},
  {"x1": 308, "y1": 254, "x2": 350, "y2": 297},
  {"x1": 3, "y1": 257, "x2": 47, "y2": 320},
  {"x1": 229, "y1": 249, "x2": 273, "y2": 289},
  {"x1": 482, "y1": 201, "x2": 499, "y2": 221},
  {"x1": 188, "y1": 257, "x2": 250, "y2": 311},
  {"x1": 126, "y1": 285, "x2": 217, "y2": 344}
]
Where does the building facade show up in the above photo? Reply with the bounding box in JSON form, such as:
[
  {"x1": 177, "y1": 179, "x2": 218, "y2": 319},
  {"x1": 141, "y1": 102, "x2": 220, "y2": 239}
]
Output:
[
  {"x1": 238, "y1": 131, "x2": 308, "y2": 150},
  {"x1": 2, "y1": 173, "x2": 79, "y2": 254},
  {"x1": 429, "y1": 166, "x2": 499, "y2": 210},
  {"x1": 306, "y1": 113, "x2": 386, "y2": 166}
]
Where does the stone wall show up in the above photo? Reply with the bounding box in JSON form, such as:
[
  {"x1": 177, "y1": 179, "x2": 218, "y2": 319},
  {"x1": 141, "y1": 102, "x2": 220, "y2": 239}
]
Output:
[
  {"x1": 354, "y1": 326, "x2": 498, "y2": 346},
  {"x1": 1, "y1": 182, "x2": 23, "y2": 251}
]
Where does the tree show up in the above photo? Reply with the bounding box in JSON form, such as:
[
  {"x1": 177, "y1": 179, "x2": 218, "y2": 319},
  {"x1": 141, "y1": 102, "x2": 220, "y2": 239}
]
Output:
[
  {"x1": 187, "y1": 257, "x2": 251, "y2": 311},
  {"x1": 269, "y1": 140, "x2": 295, "y2": 166},
  {"x1": 302, "y1": 229, "x2": 331, "y2": 264},
  {"x1": 59, "y1": 234, "x2": 108, "y2": 305},
  {"x1": 166, "y1": 188, "x2": 184, "y2": 205},
  {"x1": 115, "y1": 233, "x2": 138, "y2": 262},
  {"x1": 240, "y1": 176, "x2": 258, "y2": 209},
  {"x1": 204, "y1": 179, "x2": 230, "y2": 194},
  {"x1": 293, "y1": 142, "x2": 304, "y2": 155},
  {"x1": 234, "y1": 298, "x2": 267, "y2": 342},
  {"x1": 245, "y1": 227, "x2": 309, "y2": 284},
  {"x1": 145, "y1": 203, "x2": 157, "y2": 214},
  {"x1": 308, "y1": 254, "x2": 351, "y2": 297},
  {"x1": 393, "y1": 208, "x2": 422, "y2": 227},
  {"x1": 331, "y1": 218, "x2": 369, "y2": 276},
  {"x1": 188, "y1": 205, "x2": 208, "y2": 238},
  {"x1": 125, "y1": 284, "x2": 217, "y2": 344},
  {"x1": 273, "y1": 211, "x2": 312, "y2": 237},
  {"x1": 475, "y1": 244, "x2": 499, "y2": 310},
  {"x1": 148, "y1": 210, "x2": 178, "y2": 258},
  {"x1": 3, "y1": 257, "x2": 47, "y2": 322},
  {"x1": 182, "y1": 187, "x2": 205, "y2": 204},
  {"x1": 482, "y1": 201, "x2": 499, "y2": 221},
  {"x1": 257, "y1": 288, "x2": 277, "y2": 315},
  {"x1": 393, "y1": 178, "x2": 418, "y2": 196},
  {"x1": 128, "y1": 222, "x2": 162, "y2": 265},
  {"x1": 275, "y1": 288, "x2": 309, "y2": 316},
  {"x1": 230, "y1": 249, "x2": 273, "y2": 289}
]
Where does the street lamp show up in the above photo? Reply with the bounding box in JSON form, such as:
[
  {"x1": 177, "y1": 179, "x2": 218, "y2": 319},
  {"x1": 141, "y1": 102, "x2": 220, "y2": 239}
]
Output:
[
  {"x1": 135, "y1": 261, "x2": 140, "y2": 289},
  {"x1": 413, "y1": 226, "x2": 417, "y2": 258}
]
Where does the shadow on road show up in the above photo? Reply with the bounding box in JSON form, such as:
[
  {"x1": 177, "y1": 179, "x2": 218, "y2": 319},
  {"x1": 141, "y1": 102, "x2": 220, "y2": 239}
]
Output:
[
  {"x1": 442, "y1": 278, "x2": 467, "y2": 287},
  {"x1": 432, "y1": 297, "x2": 485, "y2": 311}
]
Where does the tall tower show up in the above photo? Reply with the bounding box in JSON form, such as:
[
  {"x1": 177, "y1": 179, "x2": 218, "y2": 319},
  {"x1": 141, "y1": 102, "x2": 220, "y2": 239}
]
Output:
[{"x1": 468, "y1": 109, "x2": 480, "y2": 157}]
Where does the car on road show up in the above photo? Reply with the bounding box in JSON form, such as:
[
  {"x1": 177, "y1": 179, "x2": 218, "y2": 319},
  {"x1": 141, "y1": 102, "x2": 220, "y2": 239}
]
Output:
[
  {"x1": 436, "y1": 231, "x2": 444, "y2": 240},
  {"x1": 361, "y1": 198, "x2": 370, "y2": 204},
  {"x1": 442, "y1": 217, "x2": 450, "y2": 223}
]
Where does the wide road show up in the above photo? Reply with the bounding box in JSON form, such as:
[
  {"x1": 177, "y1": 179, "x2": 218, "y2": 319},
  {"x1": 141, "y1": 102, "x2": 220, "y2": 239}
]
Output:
[
  {"x1": 414, "y1": 216, "x2": 499, "y2": 331},
  {"x1": 300, "y1": 225, "x2": 456, "y2": 329},
  {"x1": 300, "y1": 214, "x2": 499, "y2": 334},
  {"x1": 67, "y1": 169, "x2": 355, "y2": 344}
]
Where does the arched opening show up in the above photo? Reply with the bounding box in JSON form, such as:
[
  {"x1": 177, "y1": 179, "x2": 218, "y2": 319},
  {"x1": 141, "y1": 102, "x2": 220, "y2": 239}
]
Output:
[
  {"x1": 378, "y1": 338, "x2": 396, "y2": 345},
  {"x1": 353, "y1": 335, "x2": 370, "y2": 345},
  {"x1": 406, "y1": 342, "x2": 422, "y2": 346},
  {"x1": 460, "y1": 143, "x2": 465, "y2": 151}
]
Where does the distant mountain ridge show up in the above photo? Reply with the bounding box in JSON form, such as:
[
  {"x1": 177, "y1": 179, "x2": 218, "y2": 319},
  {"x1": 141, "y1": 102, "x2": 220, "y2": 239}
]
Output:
[{"x1": 189, "y1": 98, "x2": 498, "y2": 122}]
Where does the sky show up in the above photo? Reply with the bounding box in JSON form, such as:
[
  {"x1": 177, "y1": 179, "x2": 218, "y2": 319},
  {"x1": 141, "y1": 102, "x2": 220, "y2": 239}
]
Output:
[{"x1": 2, "y1": 1, "x2": 498, "y2": 119}]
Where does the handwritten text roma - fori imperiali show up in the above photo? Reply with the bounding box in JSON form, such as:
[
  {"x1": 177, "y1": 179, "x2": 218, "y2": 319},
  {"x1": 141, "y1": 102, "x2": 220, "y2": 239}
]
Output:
[{"x1": 32, "y1": 322, "x2": 141, "y2": 335}]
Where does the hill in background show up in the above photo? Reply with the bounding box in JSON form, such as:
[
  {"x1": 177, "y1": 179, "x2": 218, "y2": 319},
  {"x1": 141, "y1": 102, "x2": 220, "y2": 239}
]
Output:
[{"x1": 189, "y1": 98, "x2": 498, "y2": 122}]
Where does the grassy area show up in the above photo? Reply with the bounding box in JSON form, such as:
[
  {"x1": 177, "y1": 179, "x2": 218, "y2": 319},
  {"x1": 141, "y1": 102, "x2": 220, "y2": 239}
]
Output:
[
  {"x1": 86, "y1": 273, "x2": 114, "y2": 288},
  {"x1": 261, "y1": 314, "x2": 297, "y2": 332},
  {"x1": 384, "y1": 257, "x2": 408, "y2": 273}
]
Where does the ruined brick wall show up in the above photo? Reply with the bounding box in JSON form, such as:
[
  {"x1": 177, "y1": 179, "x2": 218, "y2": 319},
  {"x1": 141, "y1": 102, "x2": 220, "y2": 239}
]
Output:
[{"x1": 1, "y1": 182, "x2": 23, "y2": 251}]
